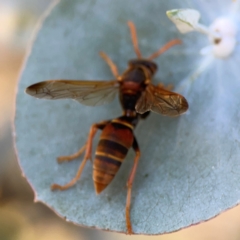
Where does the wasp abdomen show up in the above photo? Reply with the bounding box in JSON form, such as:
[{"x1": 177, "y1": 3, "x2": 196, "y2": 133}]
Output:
[{"x1": 93, "y1": 120, "x2": 134, "y2": 194}]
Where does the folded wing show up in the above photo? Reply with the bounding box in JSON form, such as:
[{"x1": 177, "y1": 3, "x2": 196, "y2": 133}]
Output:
[{"x1": 135, "y1": 84, "x2": 188, "y2": 116}]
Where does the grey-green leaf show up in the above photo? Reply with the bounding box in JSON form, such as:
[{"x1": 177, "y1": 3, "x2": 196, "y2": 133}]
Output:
[{"x1": 14, "y1": 0, "x2": 240, "y2": 235}]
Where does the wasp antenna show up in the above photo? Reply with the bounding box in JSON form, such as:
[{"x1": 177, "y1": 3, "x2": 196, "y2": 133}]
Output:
[
  {"x1": 148, "y1": 39, "x2": 182, "y2": 60},
  {"x1": 128, "y1": 21, "x2": 142, "y2": 59}
]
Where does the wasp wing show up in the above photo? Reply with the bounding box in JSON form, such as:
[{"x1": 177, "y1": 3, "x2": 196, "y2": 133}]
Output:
[
  {"x1": 26, "y1": 80, "x2": 119, "y2": 106},
  {"x1": 135, "y1": 84, "x2": 188, "y2": 116}
]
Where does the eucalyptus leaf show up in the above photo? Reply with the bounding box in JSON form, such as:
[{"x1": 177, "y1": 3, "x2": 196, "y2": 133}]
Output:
[{"x1": 15, "y1": 0, "x2": 240, "y2": 235}]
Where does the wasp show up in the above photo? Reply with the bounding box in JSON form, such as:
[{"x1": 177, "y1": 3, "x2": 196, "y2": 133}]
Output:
[{"x1": 26, "y1": 21, "x2": 188, "y2": 234}]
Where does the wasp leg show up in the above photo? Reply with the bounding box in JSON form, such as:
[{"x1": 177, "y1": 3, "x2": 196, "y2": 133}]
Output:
[
  {"x1": 57, "y1": 145, "x2": 86, "y2": 163},
  {"x1": 125, "y1": 137, "x2": 140, "y2": 234},
  {"x1": 51, "y1": 121, "x2": 109, "y2": 191},
  {"x1": 99, "y1": 51, "x2": 119, "y2": 78},
  {"x1": 140, "y1": 111, "x2": 150, "y2": 119},
  {"x1": 157, "y1": 82, "x2": 173, "y2": 91},
  {"x1": 128, "y1": 21, "x2": 142, "y2": 59}
]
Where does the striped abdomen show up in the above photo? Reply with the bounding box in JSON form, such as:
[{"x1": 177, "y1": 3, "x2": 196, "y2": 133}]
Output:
[{"x1": 93, "y1": 119, "x2": 134, "y2": 194}]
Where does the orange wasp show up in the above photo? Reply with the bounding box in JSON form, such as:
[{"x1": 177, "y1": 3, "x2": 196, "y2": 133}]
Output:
[{"x1": 26, "y1": 21, "x2": 188, "y2": 234}]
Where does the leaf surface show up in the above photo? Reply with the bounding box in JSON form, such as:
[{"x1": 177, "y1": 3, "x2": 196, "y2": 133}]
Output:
[{"x1": 14, "y1": 0, "x2": 240, "y2": 234}]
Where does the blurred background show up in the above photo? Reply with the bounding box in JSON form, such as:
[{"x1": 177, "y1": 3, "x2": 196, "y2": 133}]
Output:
[{"x1": 1, "y1": 0, "x2": 240, "y2": 239}]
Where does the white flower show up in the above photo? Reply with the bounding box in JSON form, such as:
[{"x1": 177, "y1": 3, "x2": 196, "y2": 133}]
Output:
[{"x1": 167, "y1": 6, "x2": 238, "y2": 59}]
